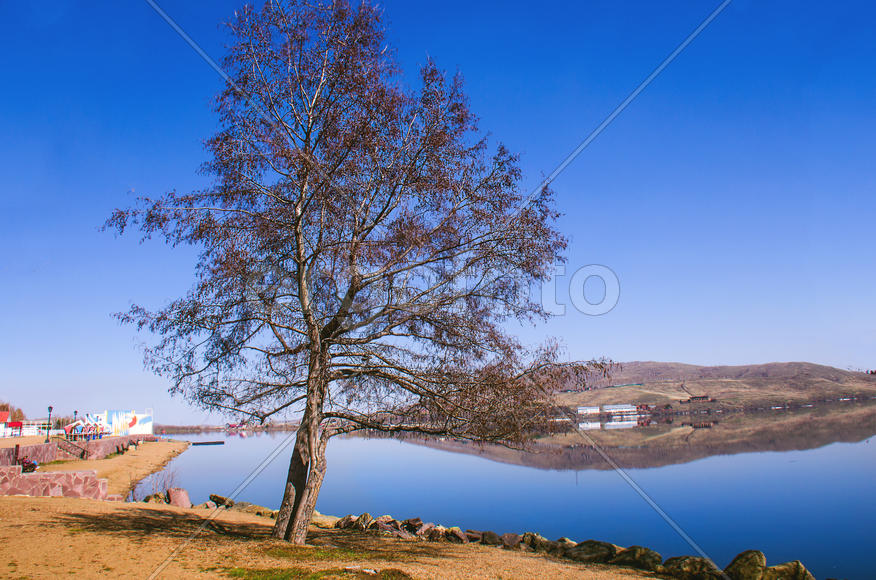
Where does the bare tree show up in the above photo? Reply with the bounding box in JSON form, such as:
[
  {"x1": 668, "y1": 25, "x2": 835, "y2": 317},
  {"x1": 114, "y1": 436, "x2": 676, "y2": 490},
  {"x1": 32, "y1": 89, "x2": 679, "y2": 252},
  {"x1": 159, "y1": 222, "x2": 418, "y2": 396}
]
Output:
[{"x1": 108, "y1": 0, "x2": 609, "y2": 544}]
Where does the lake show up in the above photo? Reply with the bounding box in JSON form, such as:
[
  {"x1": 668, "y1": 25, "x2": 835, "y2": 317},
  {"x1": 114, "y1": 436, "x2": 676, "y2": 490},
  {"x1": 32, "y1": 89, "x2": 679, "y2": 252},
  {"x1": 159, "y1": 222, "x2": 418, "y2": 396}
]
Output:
[{"x1": 139, "y1": 425, "x2": 875, "y2": 579}]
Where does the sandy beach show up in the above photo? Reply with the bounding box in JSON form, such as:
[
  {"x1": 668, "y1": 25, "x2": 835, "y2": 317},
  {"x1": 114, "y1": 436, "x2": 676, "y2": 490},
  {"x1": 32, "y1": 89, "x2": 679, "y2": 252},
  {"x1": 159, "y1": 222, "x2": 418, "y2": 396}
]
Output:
[{"x1": 0, "y1": 495, "x2": 655, "y2": 579}]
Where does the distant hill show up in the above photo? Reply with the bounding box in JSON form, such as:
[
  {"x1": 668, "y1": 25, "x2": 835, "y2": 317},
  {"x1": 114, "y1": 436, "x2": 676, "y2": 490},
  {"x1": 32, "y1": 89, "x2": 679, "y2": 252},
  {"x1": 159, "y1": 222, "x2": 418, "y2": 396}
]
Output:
[
  {"x1": 561, "y1": 361, "x2": 876, "y2": 410},
  {"x1": 591, "y1": 361, "x2": 871, "y2": 384}
]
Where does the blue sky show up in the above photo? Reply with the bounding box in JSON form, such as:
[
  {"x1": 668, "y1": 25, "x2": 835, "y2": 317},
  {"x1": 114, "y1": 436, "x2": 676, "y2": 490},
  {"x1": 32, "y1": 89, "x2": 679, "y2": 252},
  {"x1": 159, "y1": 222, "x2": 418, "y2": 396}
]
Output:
[{"x1": 2, "y1": 1, "x2": 874, "y2": 423}]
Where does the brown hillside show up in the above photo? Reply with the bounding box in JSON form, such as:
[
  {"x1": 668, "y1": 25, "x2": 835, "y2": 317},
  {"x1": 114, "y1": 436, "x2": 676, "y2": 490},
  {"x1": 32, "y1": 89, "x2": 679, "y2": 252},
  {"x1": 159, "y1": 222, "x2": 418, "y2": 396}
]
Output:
[{"x1": 563, "y1": 361, "x2": 876, "y2": 410}]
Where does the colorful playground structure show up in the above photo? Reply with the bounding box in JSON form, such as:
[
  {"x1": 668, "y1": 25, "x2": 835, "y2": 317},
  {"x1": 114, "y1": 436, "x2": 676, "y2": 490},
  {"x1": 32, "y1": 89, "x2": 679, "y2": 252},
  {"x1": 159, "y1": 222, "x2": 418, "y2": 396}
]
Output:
[{"x1": 63, "y1": 409, "x2": 154, "y2": 439}]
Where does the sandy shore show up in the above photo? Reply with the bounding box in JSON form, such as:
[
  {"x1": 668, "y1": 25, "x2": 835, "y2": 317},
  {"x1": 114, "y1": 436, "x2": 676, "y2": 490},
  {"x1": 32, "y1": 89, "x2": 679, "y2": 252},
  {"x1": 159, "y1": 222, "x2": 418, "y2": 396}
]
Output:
[
  {"x1": 38, "y1": 438, "x2": 190, "y2": 496},
  {"x1": 0, "y1": 435, "x2": 48, "y2": 448},
  {"x1": 0, "y1": 496, "x2": 655, "y2": 579}
]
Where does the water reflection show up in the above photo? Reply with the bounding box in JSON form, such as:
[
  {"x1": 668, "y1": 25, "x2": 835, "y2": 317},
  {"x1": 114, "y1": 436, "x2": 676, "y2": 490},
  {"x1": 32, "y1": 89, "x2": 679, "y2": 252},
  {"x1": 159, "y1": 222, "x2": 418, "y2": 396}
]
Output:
[
  {"x1": 412, "y1": 399, "x2": 876, "y2": 470},
  {"x1": 144, "y1": 401, "x2": 876, "y2": 579}
]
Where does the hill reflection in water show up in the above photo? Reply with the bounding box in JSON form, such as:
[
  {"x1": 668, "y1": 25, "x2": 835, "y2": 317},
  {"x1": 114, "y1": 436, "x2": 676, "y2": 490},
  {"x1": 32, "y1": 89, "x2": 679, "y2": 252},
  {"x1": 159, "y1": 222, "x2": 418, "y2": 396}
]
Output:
[{"x1": 405, "y1": 400, "x2": 876, "y2": 471}]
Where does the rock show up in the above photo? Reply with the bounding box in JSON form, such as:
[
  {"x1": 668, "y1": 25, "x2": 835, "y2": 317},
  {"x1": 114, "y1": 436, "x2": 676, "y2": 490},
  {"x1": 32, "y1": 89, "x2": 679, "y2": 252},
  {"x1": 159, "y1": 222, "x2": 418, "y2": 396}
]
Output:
[
  {"x1": 662, "y1": 556, "x2": 723, "y2": 579},
  {"x1": 415, "y1": 522, "x2": 436, "y2": 537},
  {"x1": 521, "y1": 532, "x2": 551, "y2": 552},
  {"x1": 725, "y1": 550, "x2": 767, "y2": 580},
  {"x1": 465, "y1": 530, "x2": 483, "y2": 543},
  {"x1": 549, "y1": 537, "x2": 577, "y2": 557},
  {"x1": 426, "y1": 525, "x2": 447, "y2": 541},
  {"x1": 401, "y1": 517, "x2": 422, "y2": 532},
  {"x1": 481, "y1": 530, "x2": 502, "y2": 546},
  {"x1": 565, "y1": 539, "x2": 618, "y2": 564},
  {"x1": 143, "y1": 492, "x2": 167, "y2": 504},
  {"x1": 229, "y1": 502, "x2": 274, "y2": 518},
  {"x1": 445, "y1": 527, "x2": 469, "y2": 543},
  {"x1": 311, "y1": 510, "x2": 340, "y2": 529},
  {"x1": 209, "y1": 494, "x2": 234, "y2": 508},
  {"x1": 762, "y1": 561, "x2": 815, "y2": 580},
  {"x1": 500, "y1": 532, "x2": 521, "y2": 550},
  {"x1": 535, "y1": 540, "x2": 559, "y2": 556},
  {"x1": 354, "y1": 513, "x2": 374, "y2": 532},
  {"x1": 166, "y1": 488, "x2": 192, "y2": 508},
  {"x1": 609, "y1": 546, "x2": 663, "y2": 572},
  {"x1": 335, "y1": 514, "x2": 357, "y2": 529},
  {"x1": 371, "y1": 522, "x2": 396, "y2": 537}
]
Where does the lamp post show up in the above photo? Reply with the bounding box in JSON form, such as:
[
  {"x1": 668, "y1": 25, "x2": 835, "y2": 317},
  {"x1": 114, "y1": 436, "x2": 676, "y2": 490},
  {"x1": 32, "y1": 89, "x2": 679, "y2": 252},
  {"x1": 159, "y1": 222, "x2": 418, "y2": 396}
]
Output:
[{"x1": 45, "y1": 405, "x2": 53, "y2": 443}]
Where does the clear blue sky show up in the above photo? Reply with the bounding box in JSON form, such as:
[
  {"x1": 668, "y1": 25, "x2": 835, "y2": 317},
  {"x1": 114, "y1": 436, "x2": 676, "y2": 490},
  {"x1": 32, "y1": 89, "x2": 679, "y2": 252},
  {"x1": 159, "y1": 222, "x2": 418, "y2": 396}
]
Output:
[{"x1": 2, "y1": 1, "x2": 875, "y2": 423}]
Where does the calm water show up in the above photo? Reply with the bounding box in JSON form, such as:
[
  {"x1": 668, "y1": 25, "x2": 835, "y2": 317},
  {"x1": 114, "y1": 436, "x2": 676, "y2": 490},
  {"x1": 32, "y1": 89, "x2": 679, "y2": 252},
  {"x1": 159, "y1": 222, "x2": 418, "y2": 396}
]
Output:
[{"x1": 142, "y1": 431, "x2": 876, "y2": 579}]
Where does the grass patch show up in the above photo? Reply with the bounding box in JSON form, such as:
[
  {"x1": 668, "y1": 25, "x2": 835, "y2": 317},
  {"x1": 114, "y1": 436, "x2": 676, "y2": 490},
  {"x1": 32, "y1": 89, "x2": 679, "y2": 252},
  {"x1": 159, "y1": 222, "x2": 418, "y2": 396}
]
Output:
[
  {"x1": 264, "y1": 546, "x2": 394, "y2": 562},
  {"x1": 225, "y1": 567, "x2": 412, "y2": 580}
]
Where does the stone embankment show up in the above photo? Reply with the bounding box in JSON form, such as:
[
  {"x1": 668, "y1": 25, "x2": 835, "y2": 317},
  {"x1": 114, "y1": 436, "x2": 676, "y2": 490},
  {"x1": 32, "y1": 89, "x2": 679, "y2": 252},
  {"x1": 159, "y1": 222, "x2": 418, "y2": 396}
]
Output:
[
  {"x1": 0, "y1": 435, "x2": 158, "y2": 466},
  {"x1": 151, "y1": 490, "x2": 815, "y2": 580},
  {"x1": 331, "y1": 513, "x2": 815, "y2": 580},
  {"x1": 0, "y1": 464, "x2": 109, "y2": 500},
  {"x1": 0, "y1": 435, "x2": 158, "y2": 501}
]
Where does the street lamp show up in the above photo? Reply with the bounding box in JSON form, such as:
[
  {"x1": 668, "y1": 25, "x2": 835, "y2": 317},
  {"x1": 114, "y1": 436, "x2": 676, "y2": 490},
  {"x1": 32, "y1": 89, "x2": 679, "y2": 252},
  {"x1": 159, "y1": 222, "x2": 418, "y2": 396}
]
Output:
[{"x1": 45, "y1": 405, "x2": 53, "y2": 443}]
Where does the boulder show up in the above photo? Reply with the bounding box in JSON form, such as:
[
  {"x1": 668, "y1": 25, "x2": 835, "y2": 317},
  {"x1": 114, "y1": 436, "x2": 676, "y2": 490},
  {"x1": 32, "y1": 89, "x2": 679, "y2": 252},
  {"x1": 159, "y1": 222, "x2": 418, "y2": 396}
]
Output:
[
  {"x1": 401, "y1": 517, "x2": 422, "y2": 532},
  {"x1": 166, "y1": 488, "x2": 192, "y2": 508},
  {"x1": 335, "y1": 514, "x2": 357, "y2": 529},
  {"x1": 229, "y1": 502, "x2": 274, "y2": 518},
  {"x1": 662, "y1": 556, "x2": 723, "y2": 579},
  {"x1": 465, "y1": 530, "x2": 483, "y2": 543},
  {"x1": 500, "y1": 533, "x2": 522, "y2": 550},
  {"x1": 550, "y1": 537, "x2": 578, "y2": 557},
  {"x1": 762, "y1": 561, "x2": 815, "y2": 580},
  {"x1": 725, "y1": 550, "x2": 767, "y2": 580},
  {"x1": 426, "y1": 525, "x2": 447, "y2": 541},
  {"x1": 311, "y1": 510, "x2": 340, "y2": 529},
  {"x1": 196, "y1": 501, "x2": 218, "y2": 510},
  {"x1": 521, "y1": 532, "x2": 550, "y2": 552},
  {"x1": 566, "y1": 539, "x2": 617, "y2": 564},
  {"x1": 354, "y1": 513, "x2": 374, "y2": 532},
  {"x1": 608, "y1": 546, "x2": 662, "y2": 571},
  {"x1": 445, "y1": 527, "x2": 469, "y2": 543},
  {"x1": 143, "y1": 492, "x2": 167, "y2": 504},
  {"x1": 415, "y1": 522, "x2": 436, "y2": 537},
  {"x1": 371, "y1": 521, "x2": 397, "y2": 537},
  {"x1": 209, "y1": 494, "x2": 234, "y2": 508},
  {"x1": 481, "y1": 531, "x2": 502, "y2": 546}
]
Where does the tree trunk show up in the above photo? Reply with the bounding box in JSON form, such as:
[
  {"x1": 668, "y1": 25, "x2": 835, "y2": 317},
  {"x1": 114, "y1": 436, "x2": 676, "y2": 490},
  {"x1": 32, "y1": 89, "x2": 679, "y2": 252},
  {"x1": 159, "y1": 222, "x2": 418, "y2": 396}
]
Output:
[
  {"x1": 271, "y1": 419, "x2": 330, "y2": 543},
  {"x1": 272, "y1": 345, "x2": 330, "y2": 543},
  {"x1": 285, "y1": 428, "x2": 329, "y2": 543},
  {"x1": 271, "y1": 427, "x2": 310, "y2": 539}
]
